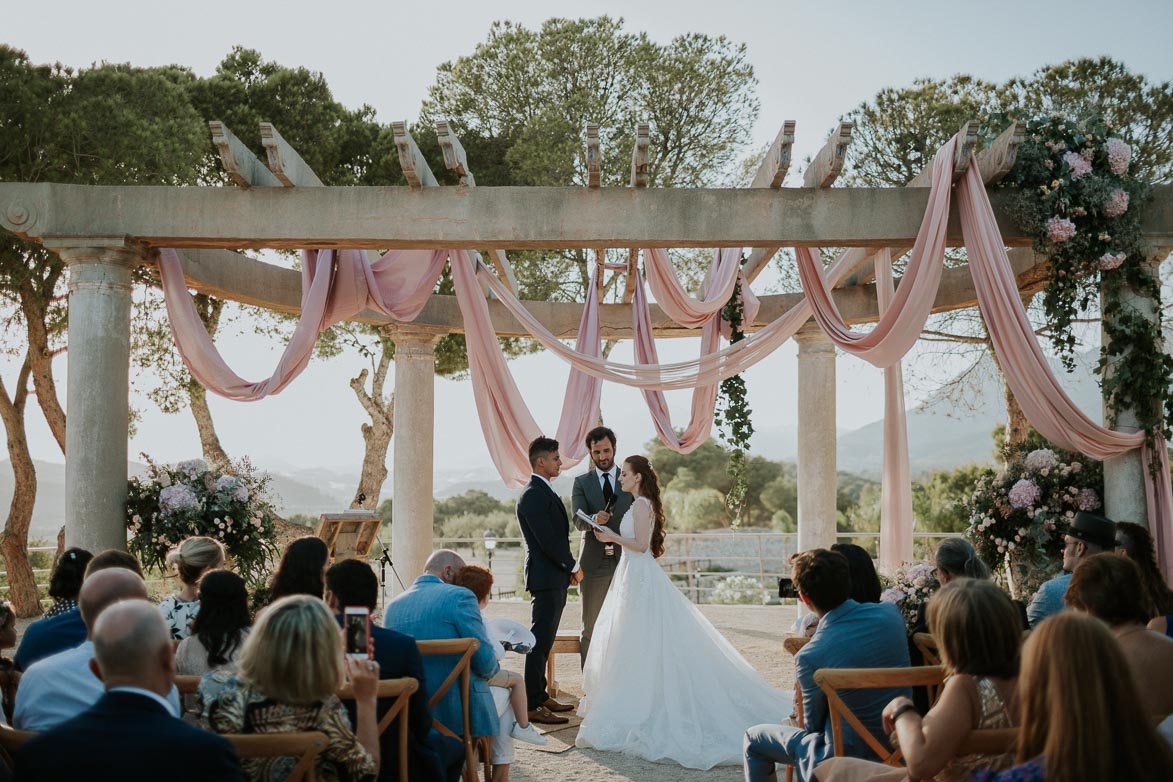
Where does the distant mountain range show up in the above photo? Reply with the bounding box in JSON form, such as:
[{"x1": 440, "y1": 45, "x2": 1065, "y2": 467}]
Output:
[{"x1": 0, "y1": 347, "x2": 1106, "y2": 531}]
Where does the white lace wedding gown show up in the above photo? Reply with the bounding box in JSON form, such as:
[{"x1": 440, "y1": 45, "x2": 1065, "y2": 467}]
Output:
[{"x1": 575, "y1": 497, "x2": 793, "y2": 769}]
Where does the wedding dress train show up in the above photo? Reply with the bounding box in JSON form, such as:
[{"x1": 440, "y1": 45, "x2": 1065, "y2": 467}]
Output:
[{"x1": 575, "y1": 498, "x2": 793, "y2": 768}]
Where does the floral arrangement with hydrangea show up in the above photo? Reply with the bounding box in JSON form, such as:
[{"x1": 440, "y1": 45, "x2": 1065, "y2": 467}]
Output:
[
  {"x1": 881, "y1": 563, "x2": 939, "y2": 634},
  {"x1": 127, "y1": 457, "x2": 280, "y2": 591},
  {"x1": 964, "y1": 443, "x2": 1103, "y2": 600}
]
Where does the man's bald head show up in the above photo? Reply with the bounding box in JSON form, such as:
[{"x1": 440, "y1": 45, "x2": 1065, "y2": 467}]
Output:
[
  {"x1": 91, "y1": 600, "x2": 171, "y2": 683},
  {"x1": 79, "y1": 568, "x2": 148, "y2": 631},
  {"x1": 423, "y1": 550, "x2": 465, "y2": 583}
]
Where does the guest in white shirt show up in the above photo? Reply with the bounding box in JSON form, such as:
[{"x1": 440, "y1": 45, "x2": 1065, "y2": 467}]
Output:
[{"x1": 14, "y1": 568, "x2": 180, "y2": 731}]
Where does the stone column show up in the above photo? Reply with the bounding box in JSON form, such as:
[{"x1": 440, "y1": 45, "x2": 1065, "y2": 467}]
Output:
[
  {"x1": 52, "y1": 243, "x2": 137, "y2": 553},
  {"x1": 1102, "y1": 251, "x2": 1165, "y2": 524},
  {"x1": 389, "y1": 326, "x2": 444, "y2": 595},
  {"x1": 795, "y1": 324, "x2": 838, "y2": 553}
]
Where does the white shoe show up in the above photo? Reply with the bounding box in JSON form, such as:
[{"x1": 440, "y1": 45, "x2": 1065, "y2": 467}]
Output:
[{"x1": 511, "y1": 722, "x2": 548, "y2": 745}]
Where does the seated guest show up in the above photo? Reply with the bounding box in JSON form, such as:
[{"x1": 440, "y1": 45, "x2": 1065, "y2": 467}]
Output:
[
  {"x1": 0, "y1": 602, "x2": 16, "y2": 725},
  {"x1": 160, "y1": 536, "x2": 226, "y2": 640},
  {"x1": 1026, "y1": 511, "x2": 1114, "y2": 627},
  {"x1": 13, "y1": 600, "x2": 244, "y2": 782},
  {"x1": 384, "y1": 551, "x2": 502, "y2": 775},
  {"x1": 973, "y1": 613, "x2": 1173, "y2": 782},
  {"x1": 815, "y1": 579, "x2": 1021, "y2": 782},
  {"x1": 1115, "y1": 521, "x2": 1173, "y2": 635},
  {"x1": 45, "y1": 547, "x2": 92, "y2": 618},
  {"x1": 1064, "y1": 552, "x2": 1173, "y2": 716},
  {"x1": 268, "y1": 537, "x2": 330, "y2": 603},
  {"x1": 14, "y1": 568, "x2": 182, "y2": 731},
  {"x1": 208, "y1": 595, "x2": 380, "y2": 781},
  {"x1": 456, "y1": 565, "x2": 547, "y2": 745},
  {"x1": 794, "y1": 545, "x2": 882, "y2": 637},
  {"x1": 325, "y1": 558, "x2": 464, "y2": 782},
  {"x1": 176, "y1": 570, "x2": 251, "y2": 677},
  {"x1": 14, "y1": 548, "x2": 143, "y2": 671},
  {"x1": 743, "y1": 549, "x2": 910, "y2": 782}
]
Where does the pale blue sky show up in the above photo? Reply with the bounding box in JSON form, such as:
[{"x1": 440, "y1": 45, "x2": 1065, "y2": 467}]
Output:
[{"x1": 4, "y1": 0, "x2": 1170, "y2": 481}]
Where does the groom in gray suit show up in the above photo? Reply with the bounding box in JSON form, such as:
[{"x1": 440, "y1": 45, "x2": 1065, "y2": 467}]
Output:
[{"x1": 571, "y1": 426, "x2": 633, "y2": 667}]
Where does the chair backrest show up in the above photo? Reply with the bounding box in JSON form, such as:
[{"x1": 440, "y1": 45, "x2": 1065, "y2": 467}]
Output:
[
  {"x1": 0, "y1": 724, "x2": 35, "y2": 770},
  {"x1": 336, "y1": 677, "x2": 418, "y2": 782},
  {"x1": 174, "y1": 674, "x2": 202, "y2": 695},
  {"x1": 416, "y1": 638, "x2": 480, "y2": 782},
  {"x1": 813, "y1": 666, "x2": 945, "y2": 764},
  {"x1": 783, "y1": 635, "x2": 810, "y2": 729},
  {"x1": 912, "y1": 633, "x2": 941, "y2": 666},
  {"x1": 225, "y1": 731, "x2": 328, "y2": 782},
  {"x1": 0, "y1": 670, "x2": 20, "y2": 726}
]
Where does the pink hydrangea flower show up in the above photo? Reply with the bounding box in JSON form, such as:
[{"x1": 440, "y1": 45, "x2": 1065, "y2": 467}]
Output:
[
  {"x1": 1103, "y1": 189, "x2": 1130, "y2": 218},
  {"x1": 1045, "y1": 217, "x2": 1077, "y2": 244},
  {"x1": 1009, "y1": 478, "x2": 1042, "y2": 509},
  {"x1": 1105, "y1": 138, "x2": 1131, "y2": 175},
  {"x1": 1062, "y1": 151, "x2": 1093, "y2": 179},
  {"x1": 1024, "y1": 449, "x2": 1058, "y2": 471},
  {"x1": 1098, "y1": 252, "x2": 1126, "y2": 271},
  {"x1": 1078, "y1": 488, "x2": 1101, "y2": 511}
]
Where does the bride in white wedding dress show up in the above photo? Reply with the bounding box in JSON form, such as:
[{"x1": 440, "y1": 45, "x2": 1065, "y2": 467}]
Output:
[{"x1": 575, "y1": 455, "x2": 793, "y2": 769}]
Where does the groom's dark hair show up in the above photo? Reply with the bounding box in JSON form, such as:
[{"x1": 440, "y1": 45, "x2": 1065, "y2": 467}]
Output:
[
  {"x1": 585, "y1": 426, "x2": 616, "y2": 450},
  {"x1": 528, "y1": 436, "x2": 560, "y2": 466},
  {"x1": 792, "y1": 549, "x2": 852, "y2": 613}
]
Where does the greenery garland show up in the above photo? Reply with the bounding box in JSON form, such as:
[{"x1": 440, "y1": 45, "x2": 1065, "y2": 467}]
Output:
[
  {"x1": 718, "y1": 259, "x2": 754, "y2": 526},
  {"x1": 1000, "y1": 115, "x2": 1172, "y2": 453}
]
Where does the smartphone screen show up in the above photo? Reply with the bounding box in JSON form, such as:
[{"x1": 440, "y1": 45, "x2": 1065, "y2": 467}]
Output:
[
  {"x1": 778, "y1": 577, "x2": 799, "y2": 599},
  {"x1": 344, "y1": 607, "x2": 371, "y2": 659}
]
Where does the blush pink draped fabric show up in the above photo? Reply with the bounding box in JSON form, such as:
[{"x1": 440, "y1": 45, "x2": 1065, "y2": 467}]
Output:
[
  {"x1": 956, "y1": 160, "x2": 1173, "y2": 580},
  {"x1": 793, "y1": 136, "x2": 955, "y2": 369},
  {"x1": 644, "y1": 248, "x2": 743, "y2": 328}
]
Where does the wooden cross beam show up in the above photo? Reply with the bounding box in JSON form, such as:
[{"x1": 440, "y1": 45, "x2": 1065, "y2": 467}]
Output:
[
  {"x1": 209, "y1": 121, "x2": 282, "y2": 188},
  {"x1": 843, "y1": 120, "x2": 1024, "y2": 287},
  {"x1": 735, "y1": 121, "x2": 798, "y2": 284},
  {"x1": 260, "y1": 123, "x2": 324, "y2": 188},
  {"x1": 392, "y1": 122, "x2": 438, "y2": 189},
  {"x1": 434, "y1": 120, "x2": 516, "y2": 292},
  {"x1": 803, "y1": 121, "x2": 854, "y2": 188},
  {"x1": 623, "y1": 123, "x2": 652, "y2": 303},
  {"x1": 585, "y1": 123, "x2": 601, "y2": 189}
]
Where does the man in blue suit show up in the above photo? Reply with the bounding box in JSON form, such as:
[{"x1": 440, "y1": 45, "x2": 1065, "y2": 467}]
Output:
[
  {"x1": 326, "y1": 558, "x2": 463, "y2": 782},
  {"x1": 743, "y1": 549, "x2": 911, "y2": 782},
  {"x1": 14, "y1": 599, "x2": 242, "y2": 782},
  {"x1": 384, "y1": 550, "x2": 502, "y2": 769}
]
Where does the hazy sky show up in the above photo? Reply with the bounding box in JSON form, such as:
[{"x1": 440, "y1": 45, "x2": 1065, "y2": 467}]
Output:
[{"x1": 4, "y1": 0, "x2": 1171, "y2": 481}]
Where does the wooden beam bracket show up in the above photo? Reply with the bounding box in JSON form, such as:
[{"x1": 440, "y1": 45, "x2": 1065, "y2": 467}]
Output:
[
  {"x1": 209, "y1": 121, "x2": 281, "y2": 188},
  {"x1": 436, "y1": 120, "x2": 475, "y2": 186},
  {"x1": 392, "y1": 121, "x2": 438, "y2": 189},
  {"x1": 803, "y1": 121, "x2": 854, "y2": 189},
  {"x1": 585, "y1": 123, "x2": 601, "y2": 189},
  {"x1": 260, "y1": 123, "x2": 323, "y2": 188}
]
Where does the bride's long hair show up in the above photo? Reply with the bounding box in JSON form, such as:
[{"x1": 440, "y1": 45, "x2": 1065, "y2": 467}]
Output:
[{"x1": 625, "y1": 455, "x2": 666, "y2": 558}]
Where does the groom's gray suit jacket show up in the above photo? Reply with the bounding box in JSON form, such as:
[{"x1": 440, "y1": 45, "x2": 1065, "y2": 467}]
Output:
[{"x1": 571, "y1": 469, "x2": 633, "y2": 572}]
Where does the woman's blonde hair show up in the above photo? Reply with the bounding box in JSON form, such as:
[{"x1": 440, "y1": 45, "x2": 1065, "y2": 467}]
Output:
[
  {"x1": 165, "y1": 536, "x2": 226, "y2": 586},
  {"x1": 239, "y1": 595, "x2": 343, "y2": 704},
  {"x1": 1017, "y1": 613, "x2": 1173, "y2": 781},
  {"x1": 927, "y1": 579, "x2": 1020, "y2": 678}
]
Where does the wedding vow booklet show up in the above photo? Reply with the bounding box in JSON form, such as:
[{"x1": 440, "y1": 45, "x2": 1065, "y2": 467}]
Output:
[{"x1": 575, "y1": 509, "x2": 609, "y2": 533}]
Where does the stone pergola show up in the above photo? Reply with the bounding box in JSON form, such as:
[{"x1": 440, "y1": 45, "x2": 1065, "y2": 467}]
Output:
[{"x1": 2, "y1": 118, "x2": 1171, "y2": 584}]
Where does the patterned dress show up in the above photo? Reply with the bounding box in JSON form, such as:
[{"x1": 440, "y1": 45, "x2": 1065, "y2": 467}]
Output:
[
  {"x1": 158, "y1": 595, "x2": 201, "y2": 641},
  {"x1": 814, "y1": 676, "x2": 1016, "y2": 782},
  {"x1": 208, "y1": 679, "x2": 377, "y2": 782},
  {"x1": 972, "y1": 759, "x2": 1045, "y2": 782}
]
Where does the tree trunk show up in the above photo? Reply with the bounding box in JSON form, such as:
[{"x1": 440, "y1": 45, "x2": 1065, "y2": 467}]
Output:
[
  {"x1": 1003, "y1": 378, "x2": 1030, "y2": 447},
  {"x1": 0, "y1": 358, "x2": 44, "y2": 618},
  {"x1": 186, "y1": 295, "x2": 231, "y2": 472},
  {"x1": 349, "y1": 332, "x2": 395, "y2": 510},
  {"x1": 20, "y1": 275, "x2": 66, "y2": 455}
]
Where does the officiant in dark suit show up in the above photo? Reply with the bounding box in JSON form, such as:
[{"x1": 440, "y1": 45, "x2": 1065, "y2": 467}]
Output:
[
  {"x1": 516, "y1": 436, "x2": 580, "y2": 724},
  {"x1": 571, "y1": 426, "x2": 633, "y2": 668}
]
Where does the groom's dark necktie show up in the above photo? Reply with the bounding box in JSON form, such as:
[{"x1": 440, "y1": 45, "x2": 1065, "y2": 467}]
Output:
[{"x1": 602, "y1": 471, "x2": 615, "y2": 504}]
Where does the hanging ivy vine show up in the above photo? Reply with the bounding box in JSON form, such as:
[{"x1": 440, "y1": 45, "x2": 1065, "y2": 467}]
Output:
[
  {"x1": 718, "y1": 258, "x2": 754, "y2": 526},
  {"x1": 999, "y1": 115, "x2": 1173, "y2": 459}
]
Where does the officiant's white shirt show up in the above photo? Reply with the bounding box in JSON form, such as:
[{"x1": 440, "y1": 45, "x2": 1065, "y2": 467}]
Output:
[{"x1": 595, "y1": 465, "x2": 619, "y2": 492}]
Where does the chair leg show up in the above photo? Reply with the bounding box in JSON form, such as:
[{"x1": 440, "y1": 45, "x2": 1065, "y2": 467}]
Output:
[
  {"x1": 785, "y1": 765, "x2": 794, "y2": 782},
  {"x1": 479, "y1": 736, "x2": 492, "y2": 782},
  {"x1": 462, "y1": 737, "x2": 478, "y2": 782}
]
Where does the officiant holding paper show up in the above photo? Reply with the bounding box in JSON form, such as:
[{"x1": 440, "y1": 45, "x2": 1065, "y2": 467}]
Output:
[{"x1": 571, "y1": 427, "x2": 633, "y2": 668}]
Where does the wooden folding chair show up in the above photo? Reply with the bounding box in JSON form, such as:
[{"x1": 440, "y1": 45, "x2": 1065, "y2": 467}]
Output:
[
  {"x1": 813, "y1": 666, "x2": 945, "y2": 766},
  {"x1": 781, "y1": 635, "x2": 810, "y2": 782},
  {"x1": 0, "y1": 724, "x2": 34, "y2": 770},
  {"x1": 0, "y1": 670, "x2": 20, "y2": 725},
  {"x1": 417, "y1": 638, "x2": 487, "y2": 782},
  {"x1": 911, "y1": 634, "x2": 944, "y2": 704},
  {"x1": 225, "y1": 731, "x2": 328, "y2": 782},
  {"x1": 337, "y1": 676, "x2": 418, "y2": 782},
  {"x1": 174, "y1": 674, "x2": 202, "y2": 695}
]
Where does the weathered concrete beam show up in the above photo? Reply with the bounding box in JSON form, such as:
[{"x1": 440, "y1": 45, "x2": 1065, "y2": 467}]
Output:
[
  {"x1": 208, "y1": 122, "x2": 282, "y2": 188},
  {"x1": 4, "y1": 181, "x2": 1170, "y2": 250},
  {"x1": 392, "y1": 122, "x2": 438, "y2": 189},
  {"x1": 260, "y1": 123, "x2": 323, "y2": 188},
  {"x1": 156, "y1": 244, "x2": 1049, "y2": 339}
]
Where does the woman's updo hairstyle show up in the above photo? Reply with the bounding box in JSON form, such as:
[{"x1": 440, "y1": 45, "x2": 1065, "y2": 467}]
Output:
[
  {"x1": 934, "y1": 537, "x2": 989, "y2": 580},
  {"x1": 49, "y1": 548, "x2": 93, "y2": 601},
  {"x1": 166, "y1": 536, "x2": 227, "y2": 586},
  {"x1": 623, "y1": 455, "x2": 666, "y2": 559}
]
